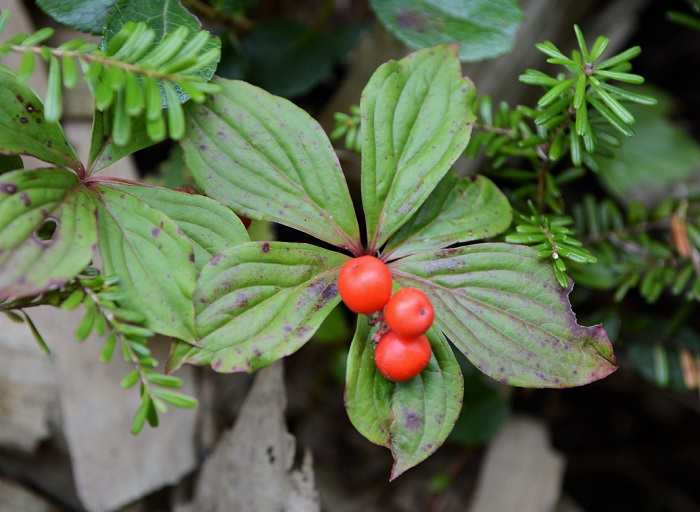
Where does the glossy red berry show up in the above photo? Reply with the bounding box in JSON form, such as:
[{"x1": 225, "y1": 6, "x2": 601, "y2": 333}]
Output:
[
  {"x1": 384, "y1": 287, "x2": 434, "y2": 338},
  {"x1": 374, "y1": 331, "x2": 432, "y2": 382},
  {"x1": 337, "y1": 255, "x2": 392, "y2": 314}
]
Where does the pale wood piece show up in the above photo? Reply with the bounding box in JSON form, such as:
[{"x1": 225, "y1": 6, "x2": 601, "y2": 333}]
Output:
[
  {"x1": 180, "y1": 361, "x2": 320, "y2": 512},
  {"x1": 468, "y1": 416, "x2": 565, "y2": 512}
]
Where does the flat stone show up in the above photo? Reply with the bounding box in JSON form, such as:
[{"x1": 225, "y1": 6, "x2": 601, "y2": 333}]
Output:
[
  {"x1": 181, "y1": 361, "x2": 320, "y2": 512},
  {"x1": 28, "y1": 306, "x2": 198, "y2": 512},
  {"x1": 469, "y1": 416, "x2": 565, "y2": 512},
  {"x1": 0, "y1": 315, "x2": 57, "y2": 452}
]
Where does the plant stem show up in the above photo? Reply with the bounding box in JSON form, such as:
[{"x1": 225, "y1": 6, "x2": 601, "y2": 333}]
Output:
[{"x1": 10, "y1": 44, "x2": 204, "y2": 86}]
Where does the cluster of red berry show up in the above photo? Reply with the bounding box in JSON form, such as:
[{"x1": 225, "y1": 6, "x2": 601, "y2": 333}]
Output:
[{"x1": 337, "y1": 256, "x2": 435, "y2": 382}]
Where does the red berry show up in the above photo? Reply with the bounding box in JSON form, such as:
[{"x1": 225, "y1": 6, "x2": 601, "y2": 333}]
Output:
[
  {"x1": 237, "y1": 214, "x2": 251, "y2": 229},
  {"x1": 384, "y1": 287, "x2": 434, "y2": 338},
  {"x1": 337, "y1": 255, "x2": 392, "y2": 314},
  {"x1": 374, "y1": 331, "x2": 432, "y2": 382}
]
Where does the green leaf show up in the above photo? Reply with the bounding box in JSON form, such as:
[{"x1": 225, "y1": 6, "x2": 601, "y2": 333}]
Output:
[
  {"x1": 595, "y1": 46, "x2": 641, "y2": 70},
  {"x1": 103, "y1": 0, "x2": 221, "y2": 102},
  {"x1": 384, "y1": 172, "x2": 511, "y2": 260},
  {"x1": 166, "y1": 242, "x2": 347, "y2": 373},
  {"x1": 44, "y1": 56, "x2": 63, "y2": 122},
  {"x1": 345, "y1": 319, "x2": 464, "y2": 480},
  {"x1": 537, "y1": 77, "x2": 576, "y2": 108},
  {"x1": 151, "y1": 388, "x2": 198, "y2": 408},
  {"x1": 107, "y1": 183, "x2": 250, "y2": 270},
  {"x1": 181, "y1": 78, "x2": 361, "y2": 253},
  {"x1": 589, "y1": 35, "x2": 610, "y2": 63},
  {"x1": 21, "y1": 310, "x2": 52, "y2": 355},
  {"x1": 100, "y1": 331, "x2": 118, "y2": 362},
  {"x1": 369, "y1": 0, "x2": 524, "y2": 62},
  {"x1": 75, "y1": 303, "x2": 96, "y2": 340},
  {"x1": 390, "y1": 243, "x2": 618, "y2": 387},
  {"x1": 120, "y1": 369, "x2": 140, "y2": 389},
  {"x1": 95, "y1": 185, "x2": 197, "y2": 342},
  {"x1": 361, "y1": 45, "x2": 476, "y2": 251},
  {"x1": 130, "y1": 392, "x2": 151, "y2": 434},
  {"x1": 0, "y1": 169, "x2": 97, "y2": 299},
  {"x1": 0, "y1": 66, "x2": 81, "y2": 170},
  {"x1": 573, "y1": 25, "x2": 589, "y2": 63},
  {"x1": 144, "y1": 371, "x2": 182, "y2": 388},
  {"x1": 36, "y1": 0, "x2": 115, "y2": 35}
]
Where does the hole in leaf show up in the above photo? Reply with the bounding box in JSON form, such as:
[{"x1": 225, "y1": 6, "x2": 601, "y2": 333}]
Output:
[{"x1": 35, "y1": 218, "x2": 58, "y2": 242}]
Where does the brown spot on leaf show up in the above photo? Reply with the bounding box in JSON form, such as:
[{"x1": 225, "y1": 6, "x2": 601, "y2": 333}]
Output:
[
  {"x1": 396, "y1": 9, "x2": 433, "y2": 33},
  {"x1": 404, "y1": 410, "x2": 423, "y2": 431},
  {"x1": 152, "y1": 227, "x2": 161, "y2": 237},
  {"x1": 16, "y1": 95, "x2": 24, "y2": 103},
  {"x1": 20, "y1": 191, "x2": 30, "y2": 207},
  {"x1": 20, "y1": 117, "x2": 28, "y2": 124},
  {"x1": 0, "y1": 183, "x2": 17, "y2": 195},
  {"x1": 174, "y1": 184, "x2": 199, "y2": 195},
  {"x1": 261, "y1": 242, "x2": 270, "y2": 253},
  {"x1": 210, "y1": 252, "x2": 225, "y2": 266}
]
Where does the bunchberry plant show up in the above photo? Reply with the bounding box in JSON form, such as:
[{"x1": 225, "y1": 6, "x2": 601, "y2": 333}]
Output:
[{"x1": 1, "y1": 3, "x2": 623, "y2": 479}]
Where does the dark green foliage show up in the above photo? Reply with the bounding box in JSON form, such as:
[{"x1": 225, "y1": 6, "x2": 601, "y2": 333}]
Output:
[{"x1": 0, "y1": 12, "x2": 221, "y2": 145}]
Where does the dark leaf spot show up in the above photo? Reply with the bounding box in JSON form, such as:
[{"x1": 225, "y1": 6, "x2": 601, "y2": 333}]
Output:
[
  {"x1": 404, "y1": 410, "x2": 423, "y2": 431},
  {"x1": 20, "y1": 117, "x2": 28, "y2": 124},
  {"x1": 210, "y1": 252, "x2": 225, "y2": 266},
  {"x1": 267, "y1": 446, "x2": 276, "y2": 464},
  {"x1": 0, "y1": 183, "x2": 17, "y2": 195},
  {"x1": 20, "y1": 191, "x2": 30, "y2": 207},
  {"x1": 152, "y1": 227, "x2": 161, "y2": 237},
  {"x1": 262, "y1": 242, "x2": 270, "y2": 253}
]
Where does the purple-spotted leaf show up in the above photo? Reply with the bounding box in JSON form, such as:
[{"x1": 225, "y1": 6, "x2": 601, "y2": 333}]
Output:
[
  {"x1": 107, "y1": 183, "x2": 250, "y2": 270},
  {"x1": 369, "y1": 0, "x2": 524, "y2": 63},
  {"x1": 361, "y1": 44, "x2": 476, "y2": 251},
  {"x1": 384, "y1": 172, "x2": 512, "y2": 260},
  {"x1": 0, "y1": 168, "x2": 96, "y2": 299},
  {"x1": 95, "y1": 185, "x2": 197, "y2": 342},
  {"x1": 345, "y1": 319, "x2": 463, "y2": 480},
  {"x1": 390, "y1": 243, "x2": 617, "y2": 387},
  {"x1": 0, "y1": 66, "x2": 81, "y2": 171},
  {"x1": 167, "y1": 242, "x2": 347, "y2": 373},
  {"x1": 181, "y1": 78, "x2": 362, "y2": 253}
]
